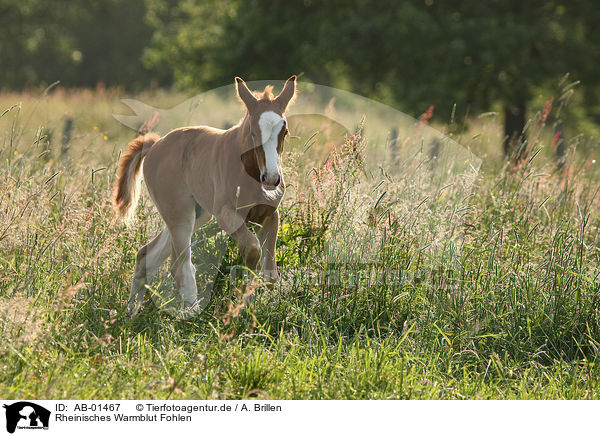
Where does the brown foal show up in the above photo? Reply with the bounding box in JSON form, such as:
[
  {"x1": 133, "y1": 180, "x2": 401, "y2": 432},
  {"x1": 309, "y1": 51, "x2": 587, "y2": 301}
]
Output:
[{"x1": 113, "y1": 76, "x2": 296, "y2": 317}]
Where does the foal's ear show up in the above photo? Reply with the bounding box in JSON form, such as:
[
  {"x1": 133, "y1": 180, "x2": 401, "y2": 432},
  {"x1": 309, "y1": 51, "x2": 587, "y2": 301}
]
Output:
[
  {"x1": 274, "y1": 75, "x2": 297, "y2": 111},
  {"x1": 235, "y1": 77, "x2": 257, "y2": 110}
]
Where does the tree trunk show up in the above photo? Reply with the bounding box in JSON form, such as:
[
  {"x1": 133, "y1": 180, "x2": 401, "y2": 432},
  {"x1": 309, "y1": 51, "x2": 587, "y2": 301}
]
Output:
[{"x1": 503, "y1": 99, "x2": 527, "y2": 160}]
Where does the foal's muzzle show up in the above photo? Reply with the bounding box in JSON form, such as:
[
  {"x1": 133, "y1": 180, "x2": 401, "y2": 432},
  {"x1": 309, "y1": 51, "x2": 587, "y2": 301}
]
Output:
[{"x1": 261, "y1": 173, "x2": 281, "y2": 190}]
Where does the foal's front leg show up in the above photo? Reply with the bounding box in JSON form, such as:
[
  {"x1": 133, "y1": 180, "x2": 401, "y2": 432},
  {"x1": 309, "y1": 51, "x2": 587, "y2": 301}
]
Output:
[
  {"x1": 217, "y1": 208, "x2": 261, "y2": 304},
  {"x1": 258, "y1": 209, "x2": 280, "y2": 286},
  {"x1": 231, "y1": 224, "x2": 261, "y2": 270},
  {"x1": 216, "y1": 207, "x2": 261, "y2": 270},
  {"x1": 230, "y1": 224, "x2": 261, "y2": 304}
]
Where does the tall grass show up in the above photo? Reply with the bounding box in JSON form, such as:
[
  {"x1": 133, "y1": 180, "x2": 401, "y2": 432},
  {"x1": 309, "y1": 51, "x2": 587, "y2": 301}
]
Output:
[{"x1": 0, "y1": 87, "x2": 599, "y2": 399}]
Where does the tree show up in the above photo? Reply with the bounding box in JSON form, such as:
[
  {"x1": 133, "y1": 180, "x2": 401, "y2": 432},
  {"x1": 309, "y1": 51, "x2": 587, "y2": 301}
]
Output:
[
  {"x1": 0, "y1": 0, "x2": 160, "y2": 90},
  {"x1": 0, "y1": 0, "x2": 77, "y2": 88},
  {"x1": 145, "y1": 0, "x2": 600, "y2": 158}
]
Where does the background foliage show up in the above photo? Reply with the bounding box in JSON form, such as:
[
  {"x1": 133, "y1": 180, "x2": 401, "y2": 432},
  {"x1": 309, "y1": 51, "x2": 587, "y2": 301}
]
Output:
[{"x1": 1, "y1": 0, "x2": 599, "y2": 148}]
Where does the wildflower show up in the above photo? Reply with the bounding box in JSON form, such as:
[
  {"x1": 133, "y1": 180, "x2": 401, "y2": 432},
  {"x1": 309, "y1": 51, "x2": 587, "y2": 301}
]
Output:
[
  {"x1": 539, "y1": 97, "x2": 553, "y2": 125},
  {"x1": 419, "y1": 105, "x2": 435, "y2": 125},
  {"x1": 551, "y1": 129, "x2": 563, "y2": 151}
]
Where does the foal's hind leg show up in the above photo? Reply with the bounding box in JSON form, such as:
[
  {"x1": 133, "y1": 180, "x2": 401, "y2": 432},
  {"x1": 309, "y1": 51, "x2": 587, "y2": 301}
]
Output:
[
  {"x1": 167, "y1": 209, "x2": 199, "y2": 311},
  {"x1": 128, "y1": 227, "x2": 171, "y2": 317},
  {"x1": 128, "y1": 208, "x2": 210, "y2": 318}
]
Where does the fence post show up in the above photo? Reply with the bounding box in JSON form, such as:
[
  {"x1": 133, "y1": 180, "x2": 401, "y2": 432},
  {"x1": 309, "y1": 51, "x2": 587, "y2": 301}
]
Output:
[{"x1": 61, "y1": 118, "x2": 73, "y2": 156}]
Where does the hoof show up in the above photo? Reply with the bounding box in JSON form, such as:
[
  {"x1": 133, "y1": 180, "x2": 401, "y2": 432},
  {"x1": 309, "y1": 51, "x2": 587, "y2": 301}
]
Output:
[
  {"x1": 262, "y1": 269, "x2": 280, "y2": 289},
  {"x1": 178, "y1": 295, "x2": 210, "y2": 320},
  {"x1": 127, "y1": 302, "x2": 142, "y2": 318},
  {"x1": 243, "y1": 292, "x2": 256, "y2": 305}
]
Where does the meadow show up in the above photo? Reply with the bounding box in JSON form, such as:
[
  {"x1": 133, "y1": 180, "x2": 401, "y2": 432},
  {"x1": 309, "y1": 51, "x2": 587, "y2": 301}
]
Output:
[{"x1": 1, "y1": 84, "x2": 599, "y2": 399}]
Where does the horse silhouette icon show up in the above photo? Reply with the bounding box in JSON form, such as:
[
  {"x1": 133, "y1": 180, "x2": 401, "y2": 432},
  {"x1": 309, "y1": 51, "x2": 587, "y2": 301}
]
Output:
[{"x1": 3, "y1": 402, "x2": 50, "y2": 433}]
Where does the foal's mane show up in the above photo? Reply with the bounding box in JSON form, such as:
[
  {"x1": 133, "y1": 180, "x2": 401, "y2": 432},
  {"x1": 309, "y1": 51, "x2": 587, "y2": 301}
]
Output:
[
  {"x1": 236, "y1": 85, "x2": 275, "y2": 107},
  {"x1": 234, "y1": 85, "x2": 282, "y2": 129},
  {"x1": 255, "y1": 85, "x2": 274, "y2": 101},
  {"x1": 235, "y1": 85, "x2": 275, "y2": 128}
]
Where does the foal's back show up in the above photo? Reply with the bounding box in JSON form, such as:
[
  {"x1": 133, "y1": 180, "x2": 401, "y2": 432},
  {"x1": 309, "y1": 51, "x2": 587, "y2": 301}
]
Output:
[{"x1": 142, "y1": 125, "x2": 237, "y2": 220}]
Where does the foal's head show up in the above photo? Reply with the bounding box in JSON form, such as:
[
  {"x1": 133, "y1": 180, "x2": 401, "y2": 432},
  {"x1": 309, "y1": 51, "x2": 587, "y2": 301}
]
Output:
[{"x1": 236, "y1": 75, "x2": 297, "y2": 190}]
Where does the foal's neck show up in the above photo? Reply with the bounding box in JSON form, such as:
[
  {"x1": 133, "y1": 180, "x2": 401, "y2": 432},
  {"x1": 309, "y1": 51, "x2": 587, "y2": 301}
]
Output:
[{"x1": 232, "y1": 113, "x2": 252, "y2": 151}]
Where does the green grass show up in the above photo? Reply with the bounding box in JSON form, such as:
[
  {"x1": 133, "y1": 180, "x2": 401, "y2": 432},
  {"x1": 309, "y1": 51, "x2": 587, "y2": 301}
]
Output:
[{"x1": 1, "y1": 87, "x2": 600, "y2": 399}]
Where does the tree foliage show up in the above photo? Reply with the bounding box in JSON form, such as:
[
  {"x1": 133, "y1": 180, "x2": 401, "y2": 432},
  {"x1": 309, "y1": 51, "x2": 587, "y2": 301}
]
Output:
[
  {"x1": 1, "y1": 0, "x2": 598, "y2": 154},
  {"x1": 144, "y1": 0, "x2": 600, "y2": 152},
  {"x1": 0, "y1": 0, "x2": 159, "y2": 89}
]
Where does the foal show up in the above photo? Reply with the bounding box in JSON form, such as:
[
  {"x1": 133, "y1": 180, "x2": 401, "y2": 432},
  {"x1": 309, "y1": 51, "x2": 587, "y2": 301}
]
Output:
[{"x1": 113, "y1": 76, "x2": 296, "y2": 316}]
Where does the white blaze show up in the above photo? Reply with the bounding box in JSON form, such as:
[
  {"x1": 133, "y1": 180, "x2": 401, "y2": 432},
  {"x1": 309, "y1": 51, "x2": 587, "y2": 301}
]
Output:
[{"x1": 258, "y1": 111, "x2": 284, "y2": 178}]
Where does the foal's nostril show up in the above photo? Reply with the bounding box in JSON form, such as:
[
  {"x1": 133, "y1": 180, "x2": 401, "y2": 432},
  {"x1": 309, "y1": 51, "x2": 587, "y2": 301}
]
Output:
[
  {"x1": 260, "y1": 173, "x2": 266, "y2": 183},
  {"x1": 274, "y1": 175, "x2": 281, "y2": 187}
]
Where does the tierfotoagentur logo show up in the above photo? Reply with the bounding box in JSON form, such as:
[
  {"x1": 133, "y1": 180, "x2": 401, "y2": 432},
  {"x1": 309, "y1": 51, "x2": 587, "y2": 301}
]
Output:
[{"x1": 3, "y1": 402, "x2": 50, "y2": 433}]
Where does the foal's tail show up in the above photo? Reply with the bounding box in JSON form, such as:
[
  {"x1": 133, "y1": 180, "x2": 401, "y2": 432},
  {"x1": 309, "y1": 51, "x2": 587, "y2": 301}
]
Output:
[{"x1": 113, "y1": 133, "x2": 160, "y2": 221}]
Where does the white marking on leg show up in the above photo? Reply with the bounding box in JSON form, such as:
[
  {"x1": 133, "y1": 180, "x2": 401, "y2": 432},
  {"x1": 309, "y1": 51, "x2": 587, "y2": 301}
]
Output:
[
  {"x1": 145, "y1": 227, "x2": 170, "y2": 279},
  {"x1": 170, "y1": 224, "x2": 198, "y2": 307},
  {"x1": 128, "y1": 227, "x2": 171, "y2": 317},
  {"x1": 179, "y1": 261, "x2": 197, "y2": 305}
]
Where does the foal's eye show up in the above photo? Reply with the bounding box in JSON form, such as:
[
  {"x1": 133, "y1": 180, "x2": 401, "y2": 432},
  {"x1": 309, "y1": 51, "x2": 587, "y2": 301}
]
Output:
[{"x1": 251, "y1": 132, "x2": 256, "y2": 139}]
